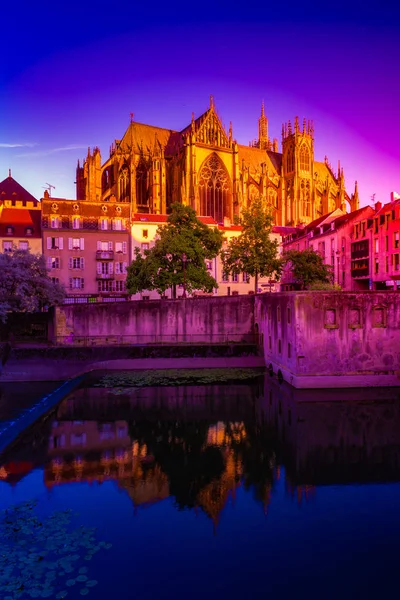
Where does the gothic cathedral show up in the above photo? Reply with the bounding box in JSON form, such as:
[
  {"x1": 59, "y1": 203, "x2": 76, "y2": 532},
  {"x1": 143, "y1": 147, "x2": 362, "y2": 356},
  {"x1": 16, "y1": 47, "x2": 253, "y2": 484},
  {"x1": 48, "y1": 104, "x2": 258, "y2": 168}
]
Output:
[{"x1": 75, "y1": 97, "x2": 360, "y2": 226}]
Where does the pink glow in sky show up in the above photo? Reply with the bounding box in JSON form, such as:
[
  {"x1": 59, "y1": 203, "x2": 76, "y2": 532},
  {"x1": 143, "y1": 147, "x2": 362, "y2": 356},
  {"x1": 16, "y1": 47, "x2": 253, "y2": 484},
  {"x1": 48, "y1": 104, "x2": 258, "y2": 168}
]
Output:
[{"x1": 1, "y1": 18, "x2": 399, "y2": 207}]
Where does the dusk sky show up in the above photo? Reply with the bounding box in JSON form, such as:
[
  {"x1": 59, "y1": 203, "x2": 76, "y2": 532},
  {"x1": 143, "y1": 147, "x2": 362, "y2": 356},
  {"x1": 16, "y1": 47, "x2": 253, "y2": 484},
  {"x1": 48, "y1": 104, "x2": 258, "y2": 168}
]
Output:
[{"x1": 2, "y1": 1, "x2": 399, "y2": 207}]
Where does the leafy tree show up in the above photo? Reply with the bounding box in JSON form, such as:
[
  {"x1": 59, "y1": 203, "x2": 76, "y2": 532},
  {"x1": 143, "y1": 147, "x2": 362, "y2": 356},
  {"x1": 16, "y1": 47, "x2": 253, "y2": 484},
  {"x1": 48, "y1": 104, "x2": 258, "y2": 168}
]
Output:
[
  {"x1": 221, "y1": 196, "x2": 282, "y2": 293},
  {"x1": 0, "y1": 249, "x2": 65, "y2": 323},
  {"x1": 126, "y1": 203, "x2": 224, "y2": 298},
  {"x1": 283, "y1": 248, "x2": 333, "y2": 289}
]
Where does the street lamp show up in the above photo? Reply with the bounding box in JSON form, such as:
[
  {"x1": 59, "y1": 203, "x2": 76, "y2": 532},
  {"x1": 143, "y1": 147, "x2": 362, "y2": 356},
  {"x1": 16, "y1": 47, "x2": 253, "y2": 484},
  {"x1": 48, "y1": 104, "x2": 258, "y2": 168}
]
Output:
[{"x1": 182, "y1": 253, "x2": 187, "y2": 298}]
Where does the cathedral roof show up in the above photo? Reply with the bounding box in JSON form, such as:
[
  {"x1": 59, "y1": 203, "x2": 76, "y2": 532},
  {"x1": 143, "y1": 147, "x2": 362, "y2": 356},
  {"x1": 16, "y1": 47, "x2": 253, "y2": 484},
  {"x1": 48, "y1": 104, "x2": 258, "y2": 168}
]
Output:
[
  {"x1": 121, "y1": 122, "x2": 182, "y2": 155},
  {"x1": 0, "y1": 173, "x2": 38, "y2": 204}
]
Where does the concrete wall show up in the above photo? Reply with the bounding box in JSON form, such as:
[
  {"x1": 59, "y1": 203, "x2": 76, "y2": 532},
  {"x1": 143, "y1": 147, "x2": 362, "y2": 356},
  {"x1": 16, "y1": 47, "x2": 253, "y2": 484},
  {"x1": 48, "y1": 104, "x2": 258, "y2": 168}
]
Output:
[
  {"x1": 255, "y1": 291, "x2": 400, "y2": 388},
  {"x1": 53, "y1": 296, "x2": 255, "y2": 344}
]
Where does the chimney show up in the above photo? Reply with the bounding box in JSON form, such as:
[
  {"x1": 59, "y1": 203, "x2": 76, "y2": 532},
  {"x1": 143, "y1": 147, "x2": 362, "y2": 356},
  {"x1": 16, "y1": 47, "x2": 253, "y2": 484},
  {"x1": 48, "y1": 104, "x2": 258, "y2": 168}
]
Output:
[
  {"x1": 390, "y1": 191, "x2": 400, "y2": 202},
  {"x1": 375, "y1": 201, "x2": 382, "y2": 212}
]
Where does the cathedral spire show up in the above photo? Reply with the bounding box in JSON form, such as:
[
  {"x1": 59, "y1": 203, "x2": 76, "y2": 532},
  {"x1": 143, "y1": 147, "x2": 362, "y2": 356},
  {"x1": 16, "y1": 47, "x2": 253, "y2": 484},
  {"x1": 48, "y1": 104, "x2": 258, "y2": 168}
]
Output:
[
  {"x1": 210, "y1": 95, "x2": 214, "y2": 109},
  {"x1": 258, "y1": 101, "x2": 269, "y2": 149}
]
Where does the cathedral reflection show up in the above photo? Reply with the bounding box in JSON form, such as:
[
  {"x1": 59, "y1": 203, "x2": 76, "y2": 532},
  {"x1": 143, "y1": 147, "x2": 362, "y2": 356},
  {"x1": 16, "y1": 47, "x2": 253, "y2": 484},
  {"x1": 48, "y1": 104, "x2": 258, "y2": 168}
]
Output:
[{"x1": 2, "y1": 379, "x2": 400, "y2": 529}]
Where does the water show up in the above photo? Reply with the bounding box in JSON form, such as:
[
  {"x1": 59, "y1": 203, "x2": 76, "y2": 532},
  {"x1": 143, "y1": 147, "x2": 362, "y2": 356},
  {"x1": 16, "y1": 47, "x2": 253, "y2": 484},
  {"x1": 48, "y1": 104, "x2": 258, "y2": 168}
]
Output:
[{"x1": 1, "y1": 376, "x2": 400, "y2": 600}]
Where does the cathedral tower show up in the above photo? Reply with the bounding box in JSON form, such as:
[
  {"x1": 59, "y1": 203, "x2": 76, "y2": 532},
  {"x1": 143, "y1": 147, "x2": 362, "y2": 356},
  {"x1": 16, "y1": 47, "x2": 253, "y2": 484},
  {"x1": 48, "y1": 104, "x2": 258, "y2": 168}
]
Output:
[
  {"x1": 282, "y1": 117, "x2": 315, "y2": 225},
  {"x1": 258, "y1": 102, "x2": 270, "y2": 150}
]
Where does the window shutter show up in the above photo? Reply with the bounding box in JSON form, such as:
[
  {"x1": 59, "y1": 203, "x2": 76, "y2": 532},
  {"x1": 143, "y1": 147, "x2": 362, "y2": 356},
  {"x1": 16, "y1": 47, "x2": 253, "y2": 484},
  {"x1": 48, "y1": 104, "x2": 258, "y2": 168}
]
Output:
[
  {"x1": 81, "y1": 258, "x2": 85, "y2": 270},
  {"x1": 81, "y1": 238, "x2": 85, "y2": 250},
  {"x1": 68, "y1": 238, "x2": 72, "y2": 250},
  {"x1": 123, "y1": 262, "x2": 127, "y2": 273},
  {"x1": 47, "y1": 257, "x2": 52, "y2": 269},
  {"x1": 47, "y1": 237, "x2": 52, "y2": 250},
  {"x1": 68, "y1": 258, "x2": 73, "y2": 269},
  {"x1": 97, "y1": 241, "x2": 101, "y2": 251},
  {"x1": 80, "y1": 278, "x2": 84, "y2": 290},
  {"x1": 109, "y1": 262, "x2": 114, "y2": 274},
  {"x1": 115, "y1": 262, "x2": 120, "y2": 274},
  {"x1": 97, "y1": 263, "x2": 102, "y2": 275},
  {"x1": 122, "y1": 242, "x2": 127, "y2": 254},
  {"x1": 69, "y1": 278, "x2": 73, "y2": 290},
  {"x1": 80, "y1": 218, "x2": 83, "y2": 229},
  {"x1": 108, "y1": 241, "x2": 113, "y2": 251},
  {"x1": 59, "y1": 238, "x2": 63, "y2": 250}
]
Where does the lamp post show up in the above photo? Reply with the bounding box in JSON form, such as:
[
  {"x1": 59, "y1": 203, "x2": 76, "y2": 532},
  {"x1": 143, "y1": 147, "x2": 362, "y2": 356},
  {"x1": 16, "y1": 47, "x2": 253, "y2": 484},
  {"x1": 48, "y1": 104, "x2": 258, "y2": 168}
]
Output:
[{"x1": 182, "y1": 253, "x2": 187, "y2": 298}]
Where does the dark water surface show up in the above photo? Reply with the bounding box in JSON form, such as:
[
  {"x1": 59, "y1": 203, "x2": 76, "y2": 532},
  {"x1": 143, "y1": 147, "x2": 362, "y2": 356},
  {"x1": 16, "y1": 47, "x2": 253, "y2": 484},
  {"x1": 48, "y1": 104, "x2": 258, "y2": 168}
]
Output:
[{"x1": 1, "y1": 377, "x2": 400, "y2": 600}]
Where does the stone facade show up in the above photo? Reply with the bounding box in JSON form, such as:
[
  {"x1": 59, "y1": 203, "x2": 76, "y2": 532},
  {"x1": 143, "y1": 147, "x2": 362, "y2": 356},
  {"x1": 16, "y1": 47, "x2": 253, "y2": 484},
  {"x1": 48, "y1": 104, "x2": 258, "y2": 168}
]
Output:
[{"x1": 76, "y1": 98, "x2": 358, "y2": 228}]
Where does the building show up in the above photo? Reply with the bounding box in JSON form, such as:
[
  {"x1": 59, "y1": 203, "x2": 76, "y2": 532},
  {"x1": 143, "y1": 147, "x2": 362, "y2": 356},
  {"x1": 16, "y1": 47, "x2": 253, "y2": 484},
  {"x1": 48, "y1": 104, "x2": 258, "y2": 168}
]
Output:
[
  {"x1": 130, "y1": 213, "x2": 282, "y2": 299},
  {"x1": 41, "y1": 190, "x2": 130, "y2": 301},
  {"x1": 76, "y1": 98, "x2": 359, "y2": 228},
  {"x1": 0, "y1": 170, "x2": 42, "y2": 254},
  {"x1": 281, "y1": 204, "x2": 374, "y2": 290},
  {"x1": 351, "y1": 195, "x2": 400, "y2": 291}
]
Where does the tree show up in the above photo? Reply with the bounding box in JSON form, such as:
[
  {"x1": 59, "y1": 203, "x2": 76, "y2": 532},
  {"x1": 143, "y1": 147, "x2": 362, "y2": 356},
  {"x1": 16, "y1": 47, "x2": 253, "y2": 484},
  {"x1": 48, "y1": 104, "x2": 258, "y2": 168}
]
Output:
[
  {"x1": 0, "y1": 249, "x2": 65, "y2": 323},
  {"x1": 283, "y1": 248, "x2": 333, "y2": 289},
  {"x1": 221, "y1": 196, "x2": 282, "y2": 293},
  {"x1": 126, "y1": 203, "x2": 224, "y2": 298}
]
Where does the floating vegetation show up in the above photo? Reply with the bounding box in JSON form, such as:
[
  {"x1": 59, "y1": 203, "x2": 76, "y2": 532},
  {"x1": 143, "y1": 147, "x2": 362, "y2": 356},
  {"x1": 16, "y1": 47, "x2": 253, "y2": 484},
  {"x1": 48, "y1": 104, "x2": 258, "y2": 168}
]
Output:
[
  {"x1": 0, "y1": 500, "x2": 110, "y2": 599},
  {"x1": 95, "y1": 368, "x2": 265, "y2": 389}
]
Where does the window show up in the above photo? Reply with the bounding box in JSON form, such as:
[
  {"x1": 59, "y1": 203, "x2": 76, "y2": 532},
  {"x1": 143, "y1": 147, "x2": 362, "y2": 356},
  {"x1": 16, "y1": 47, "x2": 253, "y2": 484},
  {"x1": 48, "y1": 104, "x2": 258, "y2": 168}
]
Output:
[
  {"x1": 206, "y1": 261, "x2": 212, "y2": 270},
  {"x1": 141, "y1": 243, "x2": 149, "y2": 252},
  {"x1": 385, "y1": 236, "x2": 389, "y2": 252},
  {"x1": 375, "y1": 258, "x2": 379, "y2": 274},
  {"x1": 286, "y1": 147, "x2": 294, "y2": 172},
  {"x1": 113, "y1": 219, "x2": 122, "y2": 231},
  {"x1": 394, "y1": 232, "x2": 400, "y2": 249},
  {"x1": 25, "y1": 227, "x2": 33, "y2": 236},
  {"x1": 100, "y1": 241, "x2": 109, "y2": 251},
  {"x1": 395, "y1": 254, "x2": 400, "y2": 271},
  {"x1": 69, "y1": 237, "x2": 84, "y2": 250},
  {"x1": 70, "y1": 277, "x2": 84, "y2": 290},
  {"x1": 98, "y1": 280, "x2": 114, "y2": 292},
  {"x1": 50, "y1": 217, "x2": 60, "y2": 229},
  {"x1": 386, "y1": 256, "x2": 389, "y2": 273},
  {"x1": 374, "y1": 219, "x2": 379, "y2": 234},
  {"x1": 72, "y1": 216, "x2": 80, "y2": 230},
  {"x1": 242, "y1": 272, "x2": 250, "y2": 283},
  {"x1": 222, "y1": 272, "x2": 229, "y2": 282},
  {"x1": 115, "y1": 281, "x2": 125, "y2": 292},
  {"x1": 232, "y1": 273, "x2": 239, "y2": 283},
  {"x1": 288, "y1": 343, "x2": 291, "y2": 358},
  {"x1": 6, "y1": 225, "x2": 14, "y2": 235},
  {"x1": 299, "y1": 145, "x2": 310, "y2": 171},
  {"x1": 287, "y1": 307, "x2": 291, "y2": 323},
  {"x1": 48, "y1": 257, "x2": 60, "y2": 269},
  {"x1": 115, "y1": 261, "x2": 127, "y2": 274},
  {"x1": 19, "y1": 241, "x2": 29, "y2": 250},
  {"x1": 51, "y1": 277, "x2": 59, "y2": 285},
  {"x1": 100, "y1": 219, "x2": 108, "y2": 230},
  {"x1": 142, "y1": 229, "x2": 148, "y2": 238},
  {"x1": 342, "y1": 271, "x2": 345, "y2": 286},
  {"x1": 69, "y1": 257, "x2": 84, "y2": 270},
  {"x1": 115, "y1": 242, "x2": 127, "y2": 254},
  {"x1": 374, "y1": 238, "x2": 379, "y2": 253},
  {"x1": 47, "y1": 237, "x2": 63, "y2": 250},
  {"x1": 361, "y1": 221, "x2": 366, "y2": 237},
  {"x1": 3, "y1": 241, "x2": 13, "y2": 253}
]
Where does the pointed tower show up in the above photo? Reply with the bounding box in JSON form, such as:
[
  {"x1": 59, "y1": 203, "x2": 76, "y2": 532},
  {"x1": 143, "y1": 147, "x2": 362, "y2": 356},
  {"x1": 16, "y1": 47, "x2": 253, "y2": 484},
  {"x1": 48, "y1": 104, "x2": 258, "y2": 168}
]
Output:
[
  {"x1": 282, "y1": 116, "x2": 315, "y2": 225},
  {"x1": 350, "y1": 180, "x2": 360, "y2": 212},
  {"x1": 258, "y1": 101, "x2": 270, "y2": 150}
]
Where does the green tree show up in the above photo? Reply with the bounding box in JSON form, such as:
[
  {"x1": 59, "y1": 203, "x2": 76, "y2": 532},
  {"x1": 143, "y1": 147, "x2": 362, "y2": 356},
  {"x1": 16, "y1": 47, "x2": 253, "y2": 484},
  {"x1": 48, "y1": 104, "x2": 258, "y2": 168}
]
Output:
[
  {"x1": 126, "y1": 203, "x2": 224, "y2": 298},
  {"x1": 221, "y1": 196, "x2": 282, "y2": 293},
  {"x1": 283, "y1": 248, "x2": 333, "y2": 289},
  {"x1": 0, "y1": 249, "x2": 66, "y2": 323}
]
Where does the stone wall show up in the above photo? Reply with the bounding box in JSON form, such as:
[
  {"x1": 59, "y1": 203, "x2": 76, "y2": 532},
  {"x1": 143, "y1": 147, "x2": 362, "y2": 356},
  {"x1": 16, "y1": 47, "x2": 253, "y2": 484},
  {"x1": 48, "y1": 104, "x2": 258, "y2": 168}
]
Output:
[
  {"x1": 255, "y1": 292, "x2": 400, "y2": 388},
  {"x1": 52, "y1": 296, "x2": 255, "y2": 344}
]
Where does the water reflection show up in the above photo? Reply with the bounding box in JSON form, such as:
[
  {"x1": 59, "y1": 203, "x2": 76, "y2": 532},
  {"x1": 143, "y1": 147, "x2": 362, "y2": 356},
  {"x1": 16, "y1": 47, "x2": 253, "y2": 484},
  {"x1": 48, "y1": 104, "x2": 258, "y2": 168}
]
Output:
[{"x1": 2, "y1": 378, "x2": 400, "y2": 527}]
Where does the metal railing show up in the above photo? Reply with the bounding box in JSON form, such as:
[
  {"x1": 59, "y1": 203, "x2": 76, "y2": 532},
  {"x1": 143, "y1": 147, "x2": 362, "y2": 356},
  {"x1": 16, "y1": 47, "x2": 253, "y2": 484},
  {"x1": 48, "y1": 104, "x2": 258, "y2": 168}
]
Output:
[{"x1": 54, "y1": 333, "x2": 260, "y2": 346}]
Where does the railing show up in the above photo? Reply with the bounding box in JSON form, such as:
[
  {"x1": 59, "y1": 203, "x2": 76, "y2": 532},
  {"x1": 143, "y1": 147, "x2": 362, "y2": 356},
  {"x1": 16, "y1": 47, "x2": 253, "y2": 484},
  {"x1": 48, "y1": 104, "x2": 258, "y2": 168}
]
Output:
[
  {"x1": 62, "y1": 295, "x2": 128, "y2": 304},
  {"x1": 351, "y1": 268, "x2": 369, "y2": 278},
  {"x1": 96, "y1": 251, "x2": 114, "y2": 260},
  {"x1": 351, "y1": 250, "x2": 369, "y2": 259},
  {"x1": 96, "y1": 273, "x2": 115, "y2": 280},
  {"x1": 54, "y1": 333, "x2": 260, "y2": 346}
]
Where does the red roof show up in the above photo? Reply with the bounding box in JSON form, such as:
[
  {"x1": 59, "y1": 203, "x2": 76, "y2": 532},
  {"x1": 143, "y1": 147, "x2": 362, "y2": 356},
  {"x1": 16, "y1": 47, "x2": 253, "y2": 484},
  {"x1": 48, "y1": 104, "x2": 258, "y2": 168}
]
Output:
[
  {"x1": 0, "y1": 174, "x2": 38, "y2": 205},
  {"x1": 0, "y1": 208, "x2": 42, "y2": 237},
  {"x1": 374, "y1": 198, "x2": 400, "y2": 218},
  {"x1": 132, "y1": 213, "x2": 218, "y2": 225}
]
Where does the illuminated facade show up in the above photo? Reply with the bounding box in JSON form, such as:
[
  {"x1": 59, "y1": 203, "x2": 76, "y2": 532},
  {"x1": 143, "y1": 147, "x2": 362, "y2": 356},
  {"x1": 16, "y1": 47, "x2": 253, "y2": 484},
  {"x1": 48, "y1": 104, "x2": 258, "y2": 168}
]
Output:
[{"x1": 76, "y1": 98, "x2": 359, "y2": 228}]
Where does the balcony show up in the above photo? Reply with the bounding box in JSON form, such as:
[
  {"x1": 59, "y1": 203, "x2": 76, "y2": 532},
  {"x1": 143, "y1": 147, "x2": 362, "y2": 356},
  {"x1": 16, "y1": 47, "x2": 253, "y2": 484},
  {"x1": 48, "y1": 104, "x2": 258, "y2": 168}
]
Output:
[
  {"x1": 351, "y1": 249, "x2": 369, "y2": 259},
  {"x1": 96, "y1": 273, "x2": 114, "y2": 280},
  {"x1": 96, "y1": 250, "x2": 114, "y2": 260},
  {"x1": 351, "y1": 268, "x2": 369, "y2": 278}
]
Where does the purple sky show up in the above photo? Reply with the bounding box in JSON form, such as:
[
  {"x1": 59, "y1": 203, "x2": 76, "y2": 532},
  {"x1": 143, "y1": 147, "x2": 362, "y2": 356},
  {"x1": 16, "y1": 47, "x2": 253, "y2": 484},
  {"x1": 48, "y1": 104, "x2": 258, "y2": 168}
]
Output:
[{"x1": 1, "y1": 12, "x2": 399, "y2": 207}]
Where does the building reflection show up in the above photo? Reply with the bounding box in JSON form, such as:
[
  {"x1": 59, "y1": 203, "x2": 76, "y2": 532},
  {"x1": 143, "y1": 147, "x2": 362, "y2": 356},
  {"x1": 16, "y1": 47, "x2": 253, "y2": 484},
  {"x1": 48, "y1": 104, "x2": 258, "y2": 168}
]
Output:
[{"x1": 2, "y1": 379, "x2": 400, "y2": 528}]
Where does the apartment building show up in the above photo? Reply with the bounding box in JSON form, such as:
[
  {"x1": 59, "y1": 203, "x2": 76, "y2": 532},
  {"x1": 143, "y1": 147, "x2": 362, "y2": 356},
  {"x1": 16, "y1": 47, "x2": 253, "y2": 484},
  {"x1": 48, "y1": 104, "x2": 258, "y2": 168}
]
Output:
[
  {"x1": 351, "y1": 195, "x2": 400, "y2": 290},
  {"x1": 41, "y1": 191, "x2": 130, "y2": 301},
  {"x1": 0, "y1": 171, "x2": 42, "y2": 254},
  {"x1": 281, "y1": 206, "x2": 374, "y2": 290},
  {"x1": 131, "y1": 214, "x2": 282, "y2": 298}
]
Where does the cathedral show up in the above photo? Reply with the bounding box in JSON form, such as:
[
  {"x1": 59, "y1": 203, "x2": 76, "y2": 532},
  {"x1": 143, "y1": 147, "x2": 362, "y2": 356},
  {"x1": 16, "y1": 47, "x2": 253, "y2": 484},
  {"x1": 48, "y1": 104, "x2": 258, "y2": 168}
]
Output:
[{"x1": 76, "y1": 97, "x2": 359, "y2": 226}]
